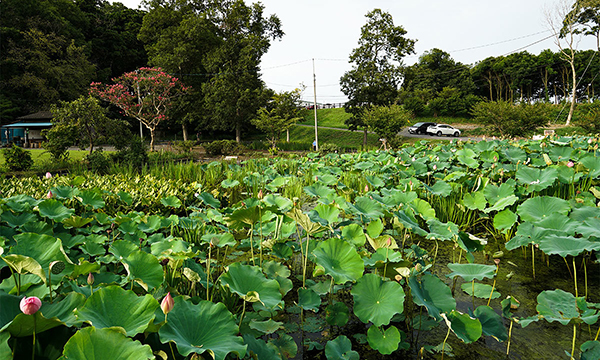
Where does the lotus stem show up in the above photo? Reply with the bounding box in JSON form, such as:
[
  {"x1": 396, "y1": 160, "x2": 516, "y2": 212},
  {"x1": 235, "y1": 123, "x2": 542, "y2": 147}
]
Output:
[
  {"x1": 563, "y1": 256, "x2": 573, "y2": 279},
  {"x1": 32, "y1": 315, "x2": 36, "y2": 360},
  {"x1": 259, "y1": 206, "x2": 263, "y2": 268},
  {"x1": 595, "y1": 325, "x2": 599, "y2": 341},
  {"x1": 487, "y1": 278, "x2": 497, "y2": 307},
  {"x1": 207, "y1": 243, "x2": 212, "y2": 301},
  {"x1": 471, "y1": 279, "x2": 475, "y2": 310},
  {"x1": 249, "y1": 224, "x2": 255, "y2": 266},
  {"x1": 238, "y1": 300, "x2": 246, "y2": 334},
  {"x1": 506, "y1": 319, "x2": 513, "y2": 356},
  {"x1": 441, "y1": 321, "x2": 451, "y2": 360},
  {"x1": 573, "y1": 257, "x2": 578, "y2": 298},
  {"x1": 571, "y1": 323, "x2": 576, "y2": 360},
  {"x1": 584, "y1": 258, "x2": 588, "y2": 300},
  {"x1": 169, "y1": 341, "x2": 176, "y2": 360},
  {"x1": 532, "y1": 244, "x2": 535, "y2": 280},
  {"x1": 432, "y1": 240, "x2": 439, "y2": 271},
  {"x1": 383, "y1": 246, "x2": 389, "y2": 279},
  {"x1": 48, "y1": 271, "x2": 53, "y2": 303},
  {"x1": 302, "y1": 234, "x2": 310, "y2": 288}
]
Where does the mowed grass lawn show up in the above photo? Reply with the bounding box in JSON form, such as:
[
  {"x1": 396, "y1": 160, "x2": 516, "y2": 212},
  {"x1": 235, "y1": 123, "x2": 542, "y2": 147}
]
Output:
[
  {"x1": 0, "y1": 148, "x2": 89, "y2": 167},
  {"x1": 288, "y1": 126, "x2": 380, "y2": 149},
  {"x1": 299, "y1": 108, "x2": 351, "y2": 129}
]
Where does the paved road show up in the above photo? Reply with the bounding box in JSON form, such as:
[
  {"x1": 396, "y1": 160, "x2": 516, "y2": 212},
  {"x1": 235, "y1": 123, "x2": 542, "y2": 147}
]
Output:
[{"x1": 297, "y1": 124, "x2": 479, "y2": 142}]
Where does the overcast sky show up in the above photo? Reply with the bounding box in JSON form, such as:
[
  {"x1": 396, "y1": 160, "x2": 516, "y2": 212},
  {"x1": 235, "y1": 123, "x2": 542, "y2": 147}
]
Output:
[{"x1": 114, "y1": 0, "x2": 596, "y2": 103}]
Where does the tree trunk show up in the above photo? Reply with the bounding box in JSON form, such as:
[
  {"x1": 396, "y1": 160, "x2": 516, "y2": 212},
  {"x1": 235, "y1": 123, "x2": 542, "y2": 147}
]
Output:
[
  {"x1": 236, "y1": 122, "x2": 241, "y2": 143},
  {"x1": 182, "y1": 122, "x2": 188, "y2": 141},
  {"x1": 150, "y1": 129, "x2": 155, "y2": 152},
  {"x1": 363, "y1": 127, "x2": 367, "y2": 150},
  {"x1": 566, "y1": 60, "x2": 577, "y2": 126},
  {"x1": 286, "y1": 129, "x2": 290, "y2": 142}
]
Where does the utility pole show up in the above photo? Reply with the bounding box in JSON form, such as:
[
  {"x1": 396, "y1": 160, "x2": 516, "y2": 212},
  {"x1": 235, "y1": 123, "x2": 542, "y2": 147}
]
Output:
[
  {"x1": 136, "y1": 70, "x2": 143, "y2": 139},
  {"x1": 312, "y1": 58, "x2": 318, "y2": 151}
]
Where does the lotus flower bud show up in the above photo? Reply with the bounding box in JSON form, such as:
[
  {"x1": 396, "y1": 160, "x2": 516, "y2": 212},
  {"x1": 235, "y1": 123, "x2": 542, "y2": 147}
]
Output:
[
  {"x1": 257, "y1": 189, "x2": 263, "y2": 199},
  {"x1": 364, "y1": 185, "x2": 369, "y2": 193},
  {"x1": 433, "y1": 164, "x2": 437, "y2": 171},
  {"x1": 161, "y1": 292, "x2": 174, "y2": 315},
  {"x1": 567, "y1": 160, "x2": 574, "y2": 168},
  {"x1": 46, "y1": 190, "x2": 53, "y2": 199},
  {"x1": 87, "y1": 273, "x2": 94, "y2": 285},
  {"x1": 45, "y1": 172, "x2": 52, "y2": 179},
  {"x1": 20, "y1": 296, "x2": 41, "y2": 315}
]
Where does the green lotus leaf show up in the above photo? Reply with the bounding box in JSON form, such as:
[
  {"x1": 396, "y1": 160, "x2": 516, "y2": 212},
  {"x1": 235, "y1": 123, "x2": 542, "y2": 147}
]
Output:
[
  {"x1": 71, "y1": 260, "x2": 101, "y2": 280},
  {"x1": 74, "y1": 285, "x2": 159, "y2": 336},
  {"x1": 341, "y1": 223, "x2": 367, "y2": 247},
  {"x1": 462, "y1": 191, "x2": 487, "y2": 211},
  {"x1": 516, "y1": 196, "x2": 570, "y2": 222},
  {"x1": 1, "y1": 254, "x2": 46, "y2": 285},
  {"x1": 516, "y1": 166, "x2": 558, "y2": 193},
  {"x1": 298, "y1": 287, "x2": 321, "y2": 312},
  {"x1": 243, "y1": 335, "x2": 281, "y2": 360},
  {"x1": 314, "y1": 203, "x2": 340, "y2": 225},
  {"x1": 351, "y1": 273, "x2": 405, "y2": 327},
  {"x1": 447, "y1": 263, "x2": 496, "y2": 282},
  {"x1": 505, "y1": 222, "x2": 551, "y2": 250},
  {"x1": 539, "y1": 235, "x2": 600, "y2": 258},
  {"x1": 249, "y1": 319, "x2": 283, "y2": 335},
  {"x1": 412, "y1": 314, "x2": 440, "y2": 331},
  {"x1": 367, "y1": 325, "x2": 403, "y2": 355},
  {"x1": 483, "y1": 195, "x2": 518, "y2": 214},
  {"x1": 201, "y1": 233, "x2": 236, "y2": 248},
  {"x1": 581, "y1": 340, "x2": 600, "y2": 360},
  {"x1": 536, "y1": 289, "x2": 583, "y2": 325},
  {"x1": 78, "y1": 190, "x2": 105, "y2": 209},
  {"x1": 444, "y1": 310, "x2": 482, "y2": 344},
  {"x1": 266, "y1": 176, "x2": 288, "y2": 191},
  {"x1": 50, "y1": 186, "x2": 79, "y2": 199},
  {"x1": 326, "y1": 302, "x2": 350, "y2": 326},
  {"x1": 262, "y1": 194, "x2": 293, "y2": 213},
  {"x1": 480, "y1": 149, "x2": 499, "y2": 163},
  {"x1": 159, "y1": 297, "x2": 246, "y2": 360},
  {"x1": 109, "y1": 240, "x2": 139, "y2": 260},
  {"x1": 122, "y1": 250, "x2": 164, "y2": 291},
  {"x1": 197, "y1": 191, "x2": 220, "y2": 209},
  {"x1": 365, "y1": 175, "x2": 385, "y2": 188},
  {"x1": 580, "y1": 155, "x2": 600, "y2": 178},
  {"x1": 304, "y1": 182, "x2": 335, "y2": 198},
  {"x1": 37, "y1": 199, "x2": 75, "y2": 222},
  {"x1": 473, "y1": 305, "x2": 508, "y2": 342},
  {"x1": 393, "y1": 210, "x2": 428, "y2": 236},
  {"x1": 315, "y1": 173, "x2": 338, "y2": 185},
  {"x1": 118, "y1": 220, "x2": 138, "y2": 235},
  {"x1": 536, "y1": 213, "x2": 578, "y2": 235},
  {"x1": 220, "y1": 179, "x2": 240, "y2": 188},
  {"x1": 411, "y1": 198, "x2": 436, "y2": 221},
  {"x1": 7, "y1": 292, "x2": 86, "y2": 336},
  {"x1": 226, "y1": 207, "x2": 261, "y2": 229},
  {"x1": 483, "y1": 181, "x2": 515, "y2": 206},
  {"x1": 577, "y1": 217, "x2": 600, "y2": 239},
  {"x1": 59, "y1": 327, "x2": 154, "y2": 360},
  {"x1": 270, "y1": 333, "x2": 297, "y2": 359},
  {"x1": 1, "y1": 212, "x2": 38, "y2": 228},
  {"x1": 366, "y1": 218, "x2": 384, "y2": 239},
  {"x1": 426, "y1": 219, "x2": 459, "y2": 241},
  {"x1": 0, "y1": 332, "x2": 10, "y2": 360},
  {"x1": 557, "y1": 165, "x2": 584, "y2": 184},
  {"x1": 348, "y1": 196, "x2": 384, "y2": 221},
  {"x1": 409, "y1": 273, "x2": 456, "y2": 321},
  {"x1": 287, "y1": 208, "x2": 324, "y2": 235},
  {"x1": 21, "y1": 220, "x2": 53, "y2": 235},
  {"x1": 117, "y1": 191, "x2": 133, "y2": 206},
  {"x1": 221, "y1": 263, "x2": 282, "y2": 309},
  {"x1": 312, "y1": 238, "x2": 364, "y2": 285},
  {"x1": 461, "y1": 283, "x2": 500, "y2": 300},
  {"x1": 160, "y1": 195, "x2": 181, "y2": 208},
  {"x1": 493, "y1": 209, "x2": 517, "y2": 233},
  {"x1": 456, "y1": 148, "x2": 479, "y2": 169},
  {"x1": 429, "y1": 180, "x2": 453, "y2": 197},
  {"x1": 325, "y1": 335, "x2": 359, "y2": 360},
  {"x1": 62, "y1": 216, "x2": 94, "y2": 229},
  {"x1": 0, "y1": 292, "x2": 22, "y2": 330}
]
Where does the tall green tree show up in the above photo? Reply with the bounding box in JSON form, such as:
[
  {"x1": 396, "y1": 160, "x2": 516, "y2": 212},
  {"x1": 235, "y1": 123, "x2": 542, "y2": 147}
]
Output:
[
  {"x1": 48, "y1": 95, "x2": 129, "y2": 155},
  {"x1": 569, "y1": 0, "x2": 600, "y2": 52},
  {"x1": 340, "y1": 9, "x2": 415, "y2": 149},
  {"x1": 202, "y1": 0, "x2": 283, "y2": 143},
  {"x1": 363, "y1": 104, "x2": 412, "y2": 149},
  {"x1": 251, "y1": 88, "x2": 303, "y2": 148},
  {"x1": 138, "y1": 0, "x2": 219, "y2": 140}
]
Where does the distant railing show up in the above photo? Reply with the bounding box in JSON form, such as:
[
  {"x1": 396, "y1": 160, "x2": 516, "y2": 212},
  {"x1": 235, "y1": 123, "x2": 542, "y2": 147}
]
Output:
[{"x1": 302, "y1": 102, "x2": 346, "y2": 110}]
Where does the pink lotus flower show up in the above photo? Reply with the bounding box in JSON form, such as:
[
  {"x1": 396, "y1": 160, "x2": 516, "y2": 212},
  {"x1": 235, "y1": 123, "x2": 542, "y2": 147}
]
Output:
[
  {"x1": 20, "y1": 296, "x2": 41, "y2": 315},
  {"x1": 46, "y1": 191, "x2": 53, "y2": 199},
  {"x1": 364, "y1": 185, "x2": 369, "y2": 193},
  {"x1": 567, "y1": 160, "x2": 574, "y2": 168},
  {"x1": 161, "y1": 293, "x2": 174, "y2": 315},
  {"x1": 257, "y1": 189, "x2": 263, "y2": 199},
  {"x1": 45, "y1": 172, "x2": 52, "y2": 179}
]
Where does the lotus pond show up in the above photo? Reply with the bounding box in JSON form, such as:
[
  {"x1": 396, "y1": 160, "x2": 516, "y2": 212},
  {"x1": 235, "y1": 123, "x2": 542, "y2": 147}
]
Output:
[{"x1": 1, "y1": 136, "x2": 600, "y2": 360}]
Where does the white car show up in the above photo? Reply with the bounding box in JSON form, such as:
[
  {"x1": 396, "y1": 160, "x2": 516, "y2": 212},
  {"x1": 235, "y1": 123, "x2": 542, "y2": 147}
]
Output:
[{"x1": 427, "y1": 124, "x2": 461, "y2": 137}]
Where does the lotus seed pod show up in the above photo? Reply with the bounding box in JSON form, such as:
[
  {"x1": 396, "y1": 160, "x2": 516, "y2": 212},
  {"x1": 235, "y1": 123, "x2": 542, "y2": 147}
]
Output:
[
  {"x1": 20, "y1": 296, "x2": 42, "y2": 315},
  {"x1": 50, "y1": 261, "x2": 65, "y2": 275}
]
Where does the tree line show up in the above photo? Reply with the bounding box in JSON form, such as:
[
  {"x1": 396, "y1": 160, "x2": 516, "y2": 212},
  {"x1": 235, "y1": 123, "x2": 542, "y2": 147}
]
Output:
[{"x1": 1, "y1": 0, "x2": 599, "y2": 145}]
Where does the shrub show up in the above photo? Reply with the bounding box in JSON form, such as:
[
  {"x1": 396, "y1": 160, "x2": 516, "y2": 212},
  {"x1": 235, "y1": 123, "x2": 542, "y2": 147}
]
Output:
[
  {"x1": 110, "y1": 136, "x2": 148, "y2": 168},
  {"x1": 363, "y1": 104, "x2": 413, "y2": 148},
  {"x1": 86, "y1": 149, "x2": 111, "y2": 174},
  {"x1": 573, "y1": 101, "x2": 600, "y2": 133},
  {"x1": 172, "y1": 140, "x2": 196, "y2": 154},
  {"x1": 203, "y1": 140, "x2": 245, "y2": 157},
  {"x1": 471, "y1": 101, "x2": 551, "y2": 138},
  {"x1": 41, "y1": 124, "x2": 77, "y2": 161},
  {"x1": 3, "y1": 145, "x2": 34, "y2": 171},
  {"x1": 318, "y1": 143, "x2": 340, "y2": 154}
]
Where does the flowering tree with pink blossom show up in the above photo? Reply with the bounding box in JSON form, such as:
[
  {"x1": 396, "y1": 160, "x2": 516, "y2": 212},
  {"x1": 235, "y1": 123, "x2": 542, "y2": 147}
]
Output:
[{"x1": 90, "y1": 67, "x2": 189, "y2": 151}]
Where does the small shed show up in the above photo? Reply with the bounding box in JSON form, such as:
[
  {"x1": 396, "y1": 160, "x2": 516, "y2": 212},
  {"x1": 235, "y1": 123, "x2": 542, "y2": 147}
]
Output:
[{"x1": 1, "y1": 111, "x2": 53, "y2": 148}]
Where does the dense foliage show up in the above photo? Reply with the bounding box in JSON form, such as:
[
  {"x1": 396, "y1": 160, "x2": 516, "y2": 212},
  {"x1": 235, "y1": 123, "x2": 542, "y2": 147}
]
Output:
[{"x1": 1, "y1": 136, "x2": 600, "y2": 359}]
